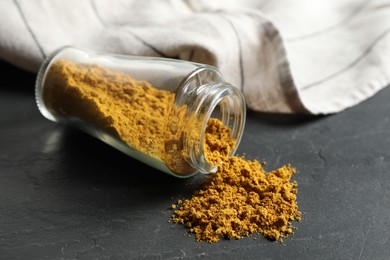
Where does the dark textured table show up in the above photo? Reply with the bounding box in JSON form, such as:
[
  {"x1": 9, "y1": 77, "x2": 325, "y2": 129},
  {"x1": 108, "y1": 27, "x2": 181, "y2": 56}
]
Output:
[{"x1": 1, "y1": 60, "x2": 390, "y2": 260}]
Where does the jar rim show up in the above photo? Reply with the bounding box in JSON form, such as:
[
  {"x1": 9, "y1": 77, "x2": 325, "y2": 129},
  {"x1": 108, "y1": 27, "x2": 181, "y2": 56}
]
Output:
[{"x1": 179, "y1": 69, "x2": 246, "y2": 174}]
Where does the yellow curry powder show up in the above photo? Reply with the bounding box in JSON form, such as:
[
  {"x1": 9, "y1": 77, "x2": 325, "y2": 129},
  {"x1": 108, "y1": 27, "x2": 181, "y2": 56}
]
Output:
[
  {"x1": 43, "y1": 59, "x2": 301, "y2": 243},
  {"x1": 171, "y1": 118, "x2": 301, "y2": 243},
  {"x1": 42, "y1": 60, "x2": 194, "y2": 174}
]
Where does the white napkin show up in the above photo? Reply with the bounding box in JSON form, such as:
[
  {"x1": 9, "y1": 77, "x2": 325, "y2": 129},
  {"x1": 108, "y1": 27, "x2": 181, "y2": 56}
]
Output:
[{"x1": 1, "y1": 0, "x2": 389, "y2": 115}]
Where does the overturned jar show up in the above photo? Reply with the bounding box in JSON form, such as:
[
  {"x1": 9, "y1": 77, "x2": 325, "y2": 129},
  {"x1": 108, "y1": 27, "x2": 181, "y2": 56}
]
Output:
[{"x1": 35, "y1": 46, "x2": 246, "y2": 178}]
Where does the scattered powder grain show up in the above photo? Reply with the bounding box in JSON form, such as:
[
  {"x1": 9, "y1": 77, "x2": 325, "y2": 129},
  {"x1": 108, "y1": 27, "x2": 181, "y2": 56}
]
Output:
[{"x1": 170, "y1": 119, "x2": 301, "y2": 243}]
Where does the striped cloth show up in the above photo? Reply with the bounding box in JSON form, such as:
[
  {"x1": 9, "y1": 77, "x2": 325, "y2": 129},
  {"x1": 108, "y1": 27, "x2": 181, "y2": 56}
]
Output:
[{"x1": 1, "y1": 0, "x2": 389, "y2": 114}]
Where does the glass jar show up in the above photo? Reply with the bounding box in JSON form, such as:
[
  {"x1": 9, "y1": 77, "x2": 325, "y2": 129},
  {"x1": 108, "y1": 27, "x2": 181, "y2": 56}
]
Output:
[{"x1": 35, "y1": 46, "x2": 246, "y2": 178}]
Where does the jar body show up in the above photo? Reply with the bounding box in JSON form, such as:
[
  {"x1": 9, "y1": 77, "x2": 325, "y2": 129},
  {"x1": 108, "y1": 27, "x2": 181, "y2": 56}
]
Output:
[{"x1": 35, "y1": 46, "x2": 246, "y2": 178}]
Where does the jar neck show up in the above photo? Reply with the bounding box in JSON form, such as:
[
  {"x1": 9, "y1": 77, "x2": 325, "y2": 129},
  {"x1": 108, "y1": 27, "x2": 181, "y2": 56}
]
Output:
[{"x1": 181, "y1": 77, "x2": 246, "y2": 174}]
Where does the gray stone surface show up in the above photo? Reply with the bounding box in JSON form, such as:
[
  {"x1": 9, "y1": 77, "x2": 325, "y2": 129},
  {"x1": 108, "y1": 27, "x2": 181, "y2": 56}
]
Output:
[{"x1": 1, "y1": 62, "x2": 390, "y2": 259}]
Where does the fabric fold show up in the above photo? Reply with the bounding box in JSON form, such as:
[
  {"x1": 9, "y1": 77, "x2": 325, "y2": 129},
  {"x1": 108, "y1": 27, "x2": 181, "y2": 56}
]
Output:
[{"x1": 0, "y1": 0, "x2": 389, "y2": 115}]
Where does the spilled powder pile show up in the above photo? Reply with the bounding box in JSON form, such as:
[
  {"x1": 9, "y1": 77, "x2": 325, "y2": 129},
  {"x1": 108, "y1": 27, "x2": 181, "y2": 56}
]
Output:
[{"x1": 170, "y1": 119, "x2": 301, "y2": 243}]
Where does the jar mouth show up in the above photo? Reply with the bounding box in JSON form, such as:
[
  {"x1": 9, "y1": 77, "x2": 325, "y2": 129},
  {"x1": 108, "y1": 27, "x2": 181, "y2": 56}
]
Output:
[{"x1": 190, "y1": 82, "x2": 246, "y2": 174}]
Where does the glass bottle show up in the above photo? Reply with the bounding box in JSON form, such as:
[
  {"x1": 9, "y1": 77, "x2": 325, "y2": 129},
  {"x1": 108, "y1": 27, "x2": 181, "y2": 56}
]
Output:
[{"x1": 35, "y1": 46, "x2": 246, "y2": 178}]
